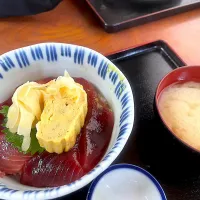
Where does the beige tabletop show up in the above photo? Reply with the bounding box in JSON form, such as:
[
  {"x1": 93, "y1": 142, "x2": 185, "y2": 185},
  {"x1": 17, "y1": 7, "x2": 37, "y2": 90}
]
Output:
[{"x1": 0, "y1": 0, "x2": 200, "y2": 65}]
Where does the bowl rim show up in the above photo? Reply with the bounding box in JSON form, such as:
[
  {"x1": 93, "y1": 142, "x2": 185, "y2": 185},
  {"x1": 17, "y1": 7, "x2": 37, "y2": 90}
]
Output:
[
  {"x1": 87, "y1": 163, "x2": 167, "y2": 200},
  {"x1": 155, "y1": 65, "x2": 200, "y2": 153},
  {"x1": 0, "y1": 42, "x2": 134, "y2": 200}
]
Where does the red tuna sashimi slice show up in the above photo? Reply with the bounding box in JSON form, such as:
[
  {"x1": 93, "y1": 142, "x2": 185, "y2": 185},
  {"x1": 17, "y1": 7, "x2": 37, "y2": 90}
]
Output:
[
  {"x1": 74, "y1": 78, "x2": 99, "y2": 111},
  {"x1": 20, "y1": 147, "x2": 84, "y2": 187},
  {"x1": 78, "y1": 101, "x2": 114, "y2": 172},
  {"x1": 36, "y1": 77, "x2": 54, "y2": 84},
  {"x1": 75, "y1": 78, "x2": 114, "y2": 172},
  {"x1": 0, "y1": 171, "x2": 5, "y2": 178},
  {"x1": 0, "y1": 133, "x2": 31, "y2": 175}
]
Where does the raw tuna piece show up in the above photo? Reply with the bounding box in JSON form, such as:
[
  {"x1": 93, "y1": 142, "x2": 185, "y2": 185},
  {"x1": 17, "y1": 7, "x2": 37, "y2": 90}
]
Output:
[
  {"x1": 74, "y1": 78, "x2": 99, "y2": 112},
  {"x1": 0, "y1": 133, "x2": 31, "y2": 175},
  {"x1": 21, "y1": 134, "x2": 84, "y2": 187},
  {"x1": 0, "y1": 100, "x2": 31, "y2": 175},
  {"x1": 75, "y1": 78, "x2": 114, "y2": 172},
  {"x1": 20, "y1": 144, "x2": 84, "y2": 187},
  {"x1": 36, "y1": 77, "x2": 54, "y2": 84},
  {"x1": 0, "y1": 171, "x2": 5, "y2": 178},
  {"x1": 79, "y1": 104, "x2": 114, "y2": 172},
  {"x1": 1, "y1": 98, "x2": 12, "y2": 107}
]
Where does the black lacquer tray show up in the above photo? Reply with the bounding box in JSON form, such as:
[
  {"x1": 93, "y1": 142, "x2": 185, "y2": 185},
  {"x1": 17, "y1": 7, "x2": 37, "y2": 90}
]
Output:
[
  {"x1": 60, "y1": 40, "x2": 200, "y2": 200},
  {"x1": 86, "y1": 0, "x2": 200, "y2": 32}
]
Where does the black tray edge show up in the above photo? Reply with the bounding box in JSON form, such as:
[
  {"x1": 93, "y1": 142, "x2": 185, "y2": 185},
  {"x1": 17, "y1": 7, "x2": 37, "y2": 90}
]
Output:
[
  {"x1": 106, "y1": 40, "x2": 186, "y2": 67},
  {"x1": 85, "y1": 1, "x2": 200, "y2": 33}
]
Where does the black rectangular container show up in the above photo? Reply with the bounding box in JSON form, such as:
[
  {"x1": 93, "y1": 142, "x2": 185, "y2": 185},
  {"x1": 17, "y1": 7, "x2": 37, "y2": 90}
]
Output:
[{"x1": 86, "y1": 0, "x2": 200, "y2": 32}]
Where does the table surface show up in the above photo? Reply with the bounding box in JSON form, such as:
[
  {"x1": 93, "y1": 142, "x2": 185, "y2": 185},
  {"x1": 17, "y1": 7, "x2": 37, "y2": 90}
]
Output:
[{"x1": 0, "y1": 0, "x2": 200, "y2": 65}]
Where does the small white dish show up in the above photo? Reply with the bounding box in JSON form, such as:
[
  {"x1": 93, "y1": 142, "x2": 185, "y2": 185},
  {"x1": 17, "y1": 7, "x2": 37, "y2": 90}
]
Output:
[{"x1": 87, "y1": 164, "x2": 167, "y2": 200}]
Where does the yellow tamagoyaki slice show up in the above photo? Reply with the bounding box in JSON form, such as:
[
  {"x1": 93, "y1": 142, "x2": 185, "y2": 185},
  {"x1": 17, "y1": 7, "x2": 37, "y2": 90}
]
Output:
[{"x1": 36, "y1": 74, "x2": 88, "y2": 154}]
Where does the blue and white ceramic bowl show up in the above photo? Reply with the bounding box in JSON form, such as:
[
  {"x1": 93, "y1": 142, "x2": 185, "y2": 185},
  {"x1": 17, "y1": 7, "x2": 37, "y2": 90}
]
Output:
[
  {"x1": 87, "y1": 164, "x2": 167, "y2": 200},
  {"x1": 0, "y1": 43, "x2": 134, "y2": 200}
]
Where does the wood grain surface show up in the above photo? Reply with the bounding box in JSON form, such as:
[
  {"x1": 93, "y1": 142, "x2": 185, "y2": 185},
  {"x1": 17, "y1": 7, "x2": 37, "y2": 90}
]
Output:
[{"x1": 0, "y1": 0, "x2": 199, "y2": 65}]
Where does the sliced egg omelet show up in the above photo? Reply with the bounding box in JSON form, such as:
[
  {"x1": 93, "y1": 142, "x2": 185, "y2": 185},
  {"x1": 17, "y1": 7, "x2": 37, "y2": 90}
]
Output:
[
  {"x1": 36, "y1": 73, "x2": 88, "y2": 154},
  {"x1": 6, "y1": 72, "x2": 88, "y2": 154}
]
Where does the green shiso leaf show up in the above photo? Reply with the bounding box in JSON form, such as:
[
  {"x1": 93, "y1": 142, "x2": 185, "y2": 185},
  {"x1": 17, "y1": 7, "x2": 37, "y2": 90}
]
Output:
[{"x1": 0, "y1": 106, "x2": 44, "y2": 155}]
